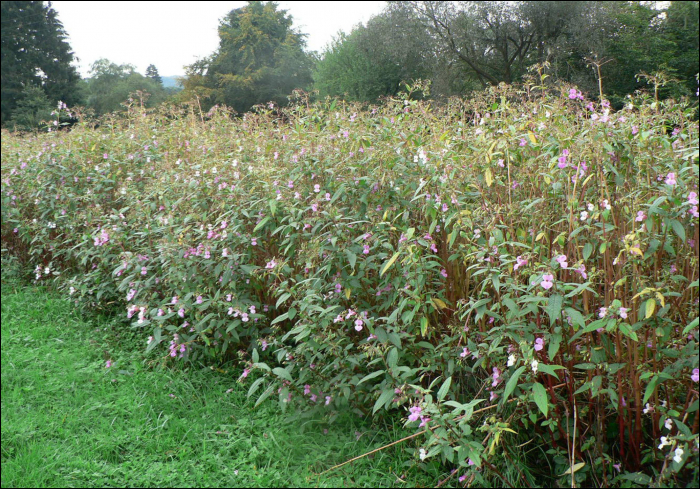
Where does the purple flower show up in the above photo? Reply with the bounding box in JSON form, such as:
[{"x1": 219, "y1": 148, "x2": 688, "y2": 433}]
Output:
[
  {"x1": 534, "y1": 338, "x2": 544, "y2": 351},
  {"x1": 692, "y1": 368, "x2": 699, "y2": 383}
]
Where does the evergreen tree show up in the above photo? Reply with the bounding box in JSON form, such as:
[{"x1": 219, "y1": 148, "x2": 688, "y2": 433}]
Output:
[
  {"x1": 1, "y1": 1, "x2": 82, "y2": 126},
  {"x1": 181, "y1": 1, "x2": 313, "y2": 113},
  {"x1": 145, "y1": 64, "x2": 163, "y2": 86}
]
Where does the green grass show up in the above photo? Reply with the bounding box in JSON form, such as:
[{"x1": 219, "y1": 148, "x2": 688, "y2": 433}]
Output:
[{"x1": 1, "y1": 278, "x2": 435, "y2": 488}]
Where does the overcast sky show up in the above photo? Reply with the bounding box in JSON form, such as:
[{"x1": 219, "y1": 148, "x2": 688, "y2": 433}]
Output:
[{"x1": 50, "y1": 1, "x2": 387, "y2": 77}]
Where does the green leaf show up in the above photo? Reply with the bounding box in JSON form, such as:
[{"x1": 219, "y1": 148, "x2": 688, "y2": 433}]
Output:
[
  {"x1": 373, "y1": 388, "x2": 394, "y2": 414},
  {"x1": 272, "y1": 367, "x2": 292, "y2": 382},
  {"x1": 670, "y1": 219, "x2": 685, "y2": 242},
  {"x1": 583, "y1": 242, "x2": 593, "y2": 260},
  {"x1": 358, "y1": 370, "x2": 385, "y2": 385},
  {"x1": 346, "y1": 250, "x2": 357, "y2": 270},
  {"x1": 532, "y1": 382, "x2": 548, "y2": 417},
  {"x1": 546, "y1": 294, "x2": 563, "y2": 326},
  {"x1": 420, "y1": 316, "x2": 428, "y2": 337},
  {"x1": 437, "y1": 376, "x2": 452, "y2": 401},
  {"x1": 255, "y1": 385, "x2": 274, "y2": 407},
  {"x1": 254, "y1": 216, "x2": 271, "y2": 232},
  {"x1": 502, "y1": 366, "x2": 526, "y2": 404},
  {"x1": 276, "y1": 293, "x2": 291, "y2": 308}
]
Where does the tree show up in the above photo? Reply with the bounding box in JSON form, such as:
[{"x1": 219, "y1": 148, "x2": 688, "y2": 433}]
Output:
[
  {"x1": 1, "y1": 1, "x2": 82, "y2": 126},
  {"x1": 6, "y1": 85, "x2": 52, "y2": 131},
  {"x1": 85, "y1": 59, "x2": 169, "y2": 115},
  {"x1": 145, "y1": 64, "x2": 163, "y2": 86},
  {"x1": 181, "y1": 1, "x2": 313, "y2": 113},
  {"x1": 314, "y1": 6, "x2": 438, "y2": 101}
]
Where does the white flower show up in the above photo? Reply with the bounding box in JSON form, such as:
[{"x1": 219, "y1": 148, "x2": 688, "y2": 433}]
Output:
[
  {"x1": 507, "y1": 354, "x2": 516, "y2": 367},
  {"x1": 580, "y1": 211, "x2": 588, "y2": 221},
  {"x1": 658, "y1": 436, "x2": 671, "y2": 450},
  {"x1": 673, "y1": 447, "x2": 684, "y2": 463},
  {"x1": 643, "y1": 403, "x2": 653, "y2": 414},
  {"x1": 665, "y1": 418, "x2": 673, "y2": 430},
  {"x1": 531, "y1": 359, "x2": 539, "y2": 374},
  {"x1": 419, "y1": 448, "x2": 427, "y2": 461}
]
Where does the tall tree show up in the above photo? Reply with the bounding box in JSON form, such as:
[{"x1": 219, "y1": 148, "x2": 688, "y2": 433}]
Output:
[
  {"x1": 145, "y1": 64, "x2": 163, "y2": 86},
  {"x1": 181, "y1": 1, "x2": 313, "y2": 113},
  {"x1": 1, "y1": 1, "x2": 82, "y2": 126}
]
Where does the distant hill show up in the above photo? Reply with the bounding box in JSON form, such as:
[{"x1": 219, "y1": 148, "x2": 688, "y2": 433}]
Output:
[{"x1": 161, "y1": 76, "x2": 183, "y2": 89}]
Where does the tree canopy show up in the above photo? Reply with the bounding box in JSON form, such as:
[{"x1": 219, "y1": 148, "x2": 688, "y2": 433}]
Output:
[
  {"x1": 181, "y1": 1, "x2": 314, "y2": 113},
  {"x1": 1, "y1": 0, "x2": 82, "y2": 126}
]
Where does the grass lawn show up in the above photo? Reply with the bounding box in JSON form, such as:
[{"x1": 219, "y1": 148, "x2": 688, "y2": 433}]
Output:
[{"x1": 1, "y1": 280, "x2": 435, "y2": 487}]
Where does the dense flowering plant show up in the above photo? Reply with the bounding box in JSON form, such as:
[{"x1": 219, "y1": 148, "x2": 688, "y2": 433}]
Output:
[{"x1": 2, "y1": 81, "x2": 698, "y2": 487}]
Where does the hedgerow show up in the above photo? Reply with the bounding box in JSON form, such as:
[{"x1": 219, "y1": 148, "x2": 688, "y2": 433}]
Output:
[{"x1": 2, "y1": 81, "x2": 698, "y2": 487}]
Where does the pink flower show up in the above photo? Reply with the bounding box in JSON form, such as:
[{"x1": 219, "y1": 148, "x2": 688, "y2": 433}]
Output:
[
  {"x1": 619, "y1": 307, "x2": 628, "y2": 319},
  {"x1": 556, "y1": 255, "x2": 568, "y2": 268},
  {"x1": 460, "y1": 347, "x2": 469, "y2": 358},
  {"x1": 492, "y1": 367, "x2": 501, "y2": 386},
  {"x1": 599, "y1": 307, "x2": 607, "y2": 319},
  {"x1": 636, "y1": 211, "x2": 646, "y2": 222},
  {"x1": 519, "y1": 138, "x2": 527, "y2": 146},
  {"x1": 408, "y1": 406, "x2": 422, "y2": 422},
  {"x1": 105, "y1": 360, "x2": 112, "y2": 368},
  {"x1": 354, "y1": 319, "x2": 363, "y2": 331},
  {"x1": 534, "y1": 338, "x2": 544, "y2": 351},
  {"x1": 688, "y1": 192, "x2": 699, "y2": 205},
  {"x1": 665, "y1": 172, "x2": 677, "y2": 186},
  {"x1": 363, "y1": 244, "x2": 370, "y2": 255},
  {"x1": 178, "y1": 308, "x2": 185, "y2": 318},
  {"x1": 314, "y1": 184, "x2": 320, "y2": 193},
  {"x1": 265, "y1": 259, "x2": 277, "y2": 269},
  {"x1": 692, "y1": 368, "x2": 699, "y2": 383},
  {"x1": 325, "y1": 396, "x2": 332, "y2": 406},
  {"x1": 541, "y1": 274, "x2": 554, "y2": 290},
  {"x1": 514, "y1": 256, "x2": 527, "y2": 270},
  {"x1": 575, "y1": 264, "x2": 587, "y2": 279},
  {"x1": 440, "y1": 269, "x2": 448, "y2": 278},
  {"x1": 304, "y1": 384, "x2": 311, "y2": 395},
  {"x1": 196, "y1": 295, "x2": 203, "y2": 304}
]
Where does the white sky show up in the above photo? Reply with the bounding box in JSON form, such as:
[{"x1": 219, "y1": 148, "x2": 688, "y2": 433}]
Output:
[{"x1": 50, "y1": 1, "x2": 387, "y2": 77}]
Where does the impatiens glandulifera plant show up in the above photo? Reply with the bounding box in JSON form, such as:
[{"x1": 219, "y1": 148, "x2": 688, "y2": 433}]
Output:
[{"x1": 1, "y1": 82, "x2": 698, "y2": 487}]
